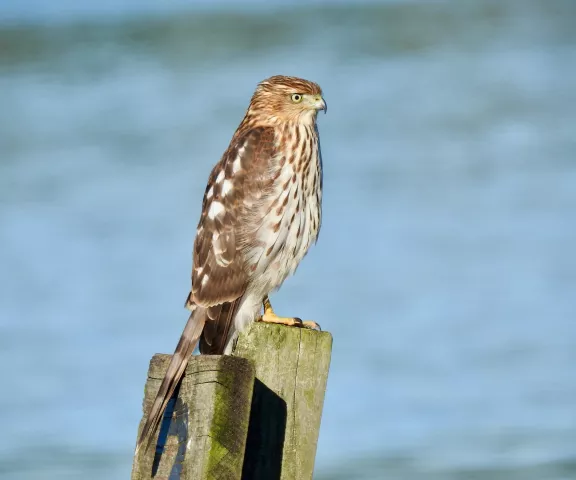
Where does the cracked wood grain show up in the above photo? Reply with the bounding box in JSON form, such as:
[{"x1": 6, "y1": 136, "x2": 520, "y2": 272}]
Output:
[{"x1": 132, "y1": 355, "x2": 255, "y2": 480}]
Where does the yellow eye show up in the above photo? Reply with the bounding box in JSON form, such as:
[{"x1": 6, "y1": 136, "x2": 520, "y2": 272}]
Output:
[{"x1": 291, "y1": 93, "x2": 303, "y2": 103}]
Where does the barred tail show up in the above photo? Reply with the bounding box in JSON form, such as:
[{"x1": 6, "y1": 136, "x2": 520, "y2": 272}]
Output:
[{"x1": 135, "y1": 306, "x2": 206, "y2": 455}]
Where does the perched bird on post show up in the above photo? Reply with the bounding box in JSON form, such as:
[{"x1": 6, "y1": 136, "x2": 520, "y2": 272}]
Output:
[{"x1": 136, "y1": 75, "x2": 327, "y2": 454}]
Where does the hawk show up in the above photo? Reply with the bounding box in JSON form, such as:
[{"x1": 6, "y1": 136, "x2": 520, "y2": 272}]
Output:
[{"x1": 136, "y1": 75, "x2": 327, "y2": 453}]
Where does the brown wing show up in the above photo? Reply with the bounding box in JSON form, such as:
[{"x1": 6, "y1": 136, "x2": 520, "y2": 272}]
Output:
[
  {"x1": 187, "y1": 126, "x2": 277, "y2": 354},
  {"x1": 138, "y1": 128, "x2": 278, "y2": 451}
]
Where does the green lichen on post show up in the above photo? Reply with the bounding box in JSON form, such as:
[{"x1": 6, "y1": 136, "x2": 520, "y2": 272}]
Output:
[
  {"x1": 131, "y1": 355, "x2": 255, "y2": 480},
  {"x1": 233, "y1": 322, "x2": 333, "y2": 480},
  {"x1": 202, "y1": 360, "x2": 254, "y2": 477}
]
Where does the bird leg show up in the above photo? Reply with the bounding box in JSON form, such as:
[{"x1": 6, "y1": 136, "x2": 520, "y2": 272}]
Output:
[{"x1": 258, "y1": 295, "x2": 321, "y2": 330}]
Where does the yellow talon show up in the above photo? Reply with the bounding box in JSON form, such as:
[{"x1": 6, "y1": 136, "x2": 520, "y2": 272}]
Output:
[{"x1": 258, "y1": 296, "x2": 321, "y2": 330}]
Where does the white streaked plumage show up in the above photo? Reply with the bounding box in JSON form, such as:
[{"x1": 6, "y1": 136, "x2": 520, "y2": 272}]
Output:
[
  {"x1": 221, "y1": 179, "x2": 233, "y2": 195},
  {"x1": 207, "y1": 201, "x2": 224, "y2": 219}
]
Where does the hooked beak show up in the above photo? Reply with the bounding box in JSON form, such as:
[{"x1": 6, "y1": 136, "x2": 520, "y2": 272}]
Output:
[
  {"x1": 310, "y1": 94, "x2": 327, "y2": 114},
  {"x1": 316, "y1": 95, "x2": 327, "y2": 114}
]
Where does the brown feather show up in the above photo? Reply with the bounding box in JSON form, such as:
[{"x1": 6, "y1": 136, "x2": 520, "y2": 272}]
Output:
[{"x1": 199, "y1": 300, "x2": 241, "y2": 354}]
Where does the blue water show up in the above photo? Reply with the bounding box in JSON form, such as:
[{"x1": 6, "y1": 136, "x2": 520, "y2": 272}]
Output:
[{"x1": 1, "y1": 1, "x2": 575, "y2": 478}]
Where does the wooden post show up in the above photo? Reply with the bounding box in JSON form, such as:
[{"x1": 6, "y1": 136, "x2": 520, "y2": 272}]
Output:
[
  {"x1": 132, "y1": 355, "x2": 255, "y2": 480},
  {"x1": 233, "y1": 323, "x2": 333, "y2": 480},
  {"x1": 132, "y1": 323, "x2": 332, "y2": 480}
]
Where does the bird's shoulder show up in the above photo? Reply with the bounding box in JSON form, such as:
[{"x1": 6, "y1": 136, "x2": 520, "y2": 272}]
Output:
[{"x1": 222, "y1": 125, "x2": 277, "y2": 171}]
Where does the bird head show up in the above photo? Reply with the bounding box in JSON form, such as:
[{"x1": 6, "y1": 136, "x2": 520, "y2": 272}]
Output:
[{"x1": 250, "y1": 75, "x2": 327, "y2": 124}]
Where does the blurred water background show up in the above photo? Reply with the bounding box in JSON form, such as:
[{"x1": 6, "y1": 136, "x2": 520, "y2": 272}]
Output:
[{"x1": 1, "y1": 0, "x2": 575, "y2": 478}]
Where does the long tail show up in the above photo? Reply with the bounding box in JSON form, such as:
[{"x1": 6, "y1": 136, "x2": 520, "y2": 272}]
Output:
[{"x1": 135, "y1": 306, "x2": 206, "y2": 455}]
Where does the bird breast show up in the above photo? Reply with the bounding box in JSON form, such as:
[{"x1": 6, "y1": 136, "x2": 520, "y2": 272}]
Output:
[{"x1": 246, "y1": 124, "x2": 322, "y2": 295}]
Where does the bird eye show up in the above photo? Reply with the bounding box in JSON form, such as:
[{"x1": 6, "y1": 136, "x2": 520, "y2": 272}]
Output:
[{"x1": 291, "y1": 93, "x2": 303, "y2": 103}]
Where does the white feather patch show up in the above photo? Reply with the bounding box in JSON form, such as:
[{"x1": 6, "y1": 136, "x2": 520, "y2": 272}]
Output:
[
  {"x1": 215, "y1": 170, "x2": 225, "y2": 183},
  {"x1": 232, "y1": 153, "x2": 243, "y2": 173},
  {"x1": 212, "y1": 232, "x2": 224, "y2": 254},
  {"x1": 222, "y1": 179, "x2": 233, "y2": 196},
  {"x1": 207, "y1": 201, "x2": 224, "y2": 219},
  {"x1": 201, "y1": 274, "x2": 209, "y2": 286}
]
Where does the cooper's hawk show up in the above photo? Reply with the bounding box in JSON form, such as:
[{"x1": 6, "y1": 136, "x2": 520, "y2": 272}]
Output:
[{"x1": 136, "y1": 75, "x2": 327, "y2": 453}]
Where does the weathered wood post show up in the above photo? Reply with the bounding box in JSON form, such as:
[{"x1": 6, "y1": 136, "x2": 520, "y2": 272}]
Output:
[
  {"x1": 132, "y1": 355, "x2": 255, "y2": 480},
  {"x1": 132, "y1": 323, "x2": 332, "y2": 480},
  {"x1": 233, "y1": 322, "x2": 333, "y2": 480}
]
